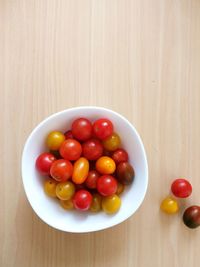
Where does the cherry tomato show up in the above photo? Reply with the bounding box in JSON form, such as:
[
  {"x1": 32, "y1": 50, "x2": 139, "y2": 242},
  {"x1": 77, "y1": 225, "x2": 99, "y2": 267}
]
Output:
[
  {"x1": 59, "y1": 139, "x2": 82, "y2": 161},
  {"x1": 60, "y1": 199, "x2": 74, "y2": 210},
  {"x1": 90, "y1": 193, "x2": 102, "y2": 212},
  {"x1": 102, "y1": 194, "x2": 121, "y2": 214},
  {"x1": 64, "y1": 130, "x2": 74, "y2": 139},
  {"x1": 96, "y1": 156, "x2": 116, "y2": 174},
  {"x1": 171, "y1": 178, "x2": 192, "y2": 198},
  {"x1": 160, "y1": 197, "x2": 179, "y2": 214},
  {"x1": 93, "y1": 118, "x2": 113, "y2": 140},
  {"x1": 82, "y1": 138, "x2": 103, "y2": 160},
  {"x1": 183, "y1": 206, "x2": 200, "y2": 229},
  {"x1": 72, "y1": 157, "x2": 89, "y2": 184},
  {"x1": 72, "y1": 118, "x2": 92, "y2": 141},
  {"x1": 102, "y1": 133, "x2": 121, "y2": 151},
  {"x1": 116, "y1": 162, "x2": 135, "y2": 185},
  {"x1": 46, "y1": 131, "x2": 65, "y2": 150},
  {"x1": 116, "y1": 182, "x2": 125, "y2": 195},
  {"x1": 112, "y1": 149, "x2": 128, "y2": 164},
  {"x1": 44, "y1": 178, "x2": 57, "y2": 197},
  {"x1": 36, "y1": 152, "x2": 56, "y2": 175},
  {"x1": 75, "y1": 183, "x2": 86, "y2": 191},
  {"x1": 85, "y1": 170, "x2": 100, "y2": 189},
  {"x1": 73, "y1": 190, "x2": 92, "y2": 211},
  {"x1": 103, "y1": 149, "x2": 112, "y2": 157},
  {"x1": 56, "y1": 181, "x2": 75, "y2": 200},
  {"x1": 50, "y1": 159, "x2": 73, "y2": 182},
  {"x1": 97, "y1": 175, "x2": 117, "y2": 196}
]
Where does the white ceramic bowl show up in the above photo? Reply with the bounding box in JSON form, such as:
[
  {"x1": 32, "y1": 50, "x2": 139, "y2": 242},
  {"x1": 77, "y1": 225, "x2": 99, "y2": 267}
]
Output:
[{"x1": 22, "y1": 106, "x2": 148, "y2": 233}]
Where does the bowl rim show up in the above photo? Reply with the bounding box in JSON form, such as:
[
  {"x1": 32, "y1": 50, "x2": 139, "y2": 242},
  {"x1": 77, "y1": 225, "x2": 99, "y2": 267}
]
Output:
[{"x1": 21, "y1": 106, "x2": 148, "y2": 233}]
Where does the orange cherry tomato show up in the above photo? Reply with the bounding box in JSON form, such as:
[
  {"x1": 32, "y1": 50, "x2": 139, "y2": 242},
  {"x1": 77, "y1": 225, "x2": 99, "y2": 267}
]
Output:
[
  {"x1": 95, "y1": 156, "x2": 116, "y2": 174},
  {"x1": 72, "y1": 157, "x2": 89, "y2": 184}
]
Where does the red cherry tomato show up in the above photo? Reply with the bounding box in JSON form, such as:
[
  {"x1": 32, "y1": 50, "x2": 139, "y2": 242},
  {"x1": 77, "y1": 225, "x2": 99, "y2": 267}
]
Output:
[
  {"x1": 64, "y1": 130, "x2": 74, "y2": 139},
  {"x1": 72, "y1": 118, "x2": 92, "y2": 141},
  {"x1": 112, "y1": 149, "x2": 128, "y2": 164},
  {"x1": 85, "y1": 170, "x2": 100, "y2": 189},
  {"x1": 97, "y1": 175, "x2": 117, "y2": 196},
  {"x1": 93, "y1": 118, "x2": 113, "y2": 140},
  {"x1": 171, "y1": 178, "x2": 192, "y2": 198},
  {"x1": 50, "y1": 159, "x2": 73, "y2": 182},
  {"x1": 36, "y1": 152, "x2": 56, "y2": 175},
  {"x1": 82, "y1": 138, "x2": 103, "y2": 160},
  {"x1": 59, "y1": 139, "x2": 82, "y2": 161},
  {"x1": 73, "y1": 190, "x2": 92, "y2": 211}
]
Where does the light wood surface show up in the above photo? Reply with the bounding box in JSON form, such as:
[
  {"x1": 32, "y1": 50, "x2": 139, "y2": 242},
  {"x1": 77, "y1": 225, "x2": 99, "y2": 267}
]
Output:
[{"x1": 1, "y1": 1, "x2": 200, "y2": 266}]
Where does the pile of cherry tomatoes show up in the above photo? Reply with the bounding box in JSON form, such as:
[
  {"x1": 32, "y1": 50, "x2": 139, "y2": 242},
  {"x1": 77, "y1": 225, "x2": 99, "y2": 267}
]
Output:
[
  {"x1": 36, "y1": 118, "x2": 135, "y2": 214},
  {"x1": 161, "y1": 178, "x2": 200, "y2": 229}
]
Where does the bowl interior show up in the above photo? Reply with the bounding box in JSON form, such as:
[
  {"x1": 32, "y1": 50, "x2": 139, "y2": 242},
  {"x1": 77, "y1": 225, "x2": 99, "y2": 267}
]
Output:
[{"x1": 22, "y1": 107, "x2": 148, "y2": 233}]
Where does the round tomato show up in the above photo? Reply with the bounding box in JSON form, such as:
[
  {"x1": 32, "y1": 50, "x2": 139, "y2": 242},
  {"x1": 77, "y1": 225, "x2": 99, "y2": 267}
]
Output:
[
  {"x1": 73, "y1": 190, "x2": 92, "y2": 211},
  {"x1": 102, "y1": 133, "x2": 121, "y2": 151},
  {"x1": 85, "y1": 170, "x2": 100, "y2": 189},
  {"x1": 56, "y1": 181, "x2": 75, "y2": 200},
  {"x1": 72, "y1": 118, "x2": 92, "y2": 141},
  {"x1": 82, "y1": 138, "x2": 103, "y2": 160},
  {"x1": 90, "y1": 193, "x2": 102, "y2": 212},
  {"x1": 93, "y1": 118, "x2": 113, "y2": 140},
  {"x1": 160, "y1": 197, "x2": 179, "y2": 214},
  {"x1": 36, "y1": 152, "x2": 56, "y2": 175},
  {"x1": 116, "y1": 162, "x2": 135, "y2": 185},
  {"x1": 72, "y1": 157, "x2": 89, "y2": 184},
  {"x1": 64, "y1": 130, "x2": 74, "y2": 139},
  {"x1": 50, "y1": 159, "x2": 73, "y2": 182},
  {"x1": 59, "y1": 139, "x2": 82, "y2": 161},
  {"x1": 95, "y1": 156, "x2": 116, "y2": 174},
  {"x1": 46, "y1": 131, "x2": 65, "y2": 150},
  {"x1": 183, "y1": 206, "x2": 200, "y2": 228},
  {"x1": 112, "y1": 149, "x2": 128, "y2": 164},
  {"x1": 97, "y1": 175, "x2": 117, "y2": 196},
  {"x1": 102, "y1": 194, "x2": 121, "y2": 214},
  {"x1": 171, "y1": 179, "x2": 192, "y2": 198},
  {"x1": 44, "y1": 178, "x2": 57, "y2": 197}
]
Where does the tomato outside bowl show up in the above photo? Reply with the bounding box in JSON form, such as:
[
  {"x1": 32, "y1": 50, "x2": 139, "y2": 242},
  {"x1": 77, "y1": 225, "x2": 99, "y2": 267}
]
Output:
[{"x1": 21, "y1": 106, "x2": 148, "y2": 233}]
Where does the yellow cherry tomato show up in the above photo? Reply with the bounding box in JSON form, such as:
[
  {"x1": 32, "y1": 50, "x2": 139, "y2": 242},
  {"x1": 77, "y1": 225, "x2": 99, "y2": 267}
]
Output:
[
  {"x1": 102, "y1": 194, "x2": 121, "y2": 214},
  {"x1": 96, "y1": 156, "x2": 116, "y2": 174},
  {"x1": 60, "y1": 199, "x2": 74, "y2": 210},
  {"x1": 56, "y1": 181, "x2": 75, "y2": 200},
  {"x1": 90, "y1": 193, "x2": 102, "y2": 212},
  {"x1": 44, "y1": 178, "x2": 57, "y2": 197},
  {"x1": 72, "y1": 157, "x2": 89, "y2": 184},
  {"x1": 116, "y1": 182, "x2": 125, "y2": 195},
  {"x1": 160, "y1": 197, "x2": 179, "y2": 214},
  {"x1": 46, "y1": 131, "x2": 65, "y2": 150},
  {"x1": 102, "y1": 133, "x2": 121, "y2": 151}
]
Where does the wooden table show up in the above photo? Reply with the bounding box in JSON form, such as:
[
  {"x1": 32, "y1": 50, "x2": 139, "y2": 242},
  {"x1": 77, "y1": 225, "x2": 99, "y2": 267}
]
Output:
[{"x1": 1, "y1": 1, "x2": 200, "y2": 266}]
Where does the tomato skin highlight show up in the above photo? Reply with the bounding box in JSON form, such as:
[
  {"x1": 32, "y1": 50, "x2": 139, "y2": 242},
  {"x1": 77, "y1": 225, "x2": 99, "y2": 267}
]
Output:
[{"x1": 171, "y1": 178, "x2": 192, "y2": 198}]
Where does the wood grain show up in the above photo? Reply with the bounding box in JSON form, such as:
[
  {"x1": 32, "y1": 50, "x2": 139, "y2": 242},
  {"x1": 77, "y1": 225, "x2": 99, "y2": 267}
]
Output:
[{"x1": 1, "y1": 1, "x2": 200, "y2": 266}]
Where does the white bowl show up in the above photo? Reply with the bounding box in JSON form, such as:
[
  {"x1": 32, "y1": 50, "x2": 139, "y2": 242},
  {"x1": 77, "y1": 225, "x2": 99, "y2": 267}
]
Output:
[{"x1": 22, "y1": 106, "x2": 148, "y2": 233}]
